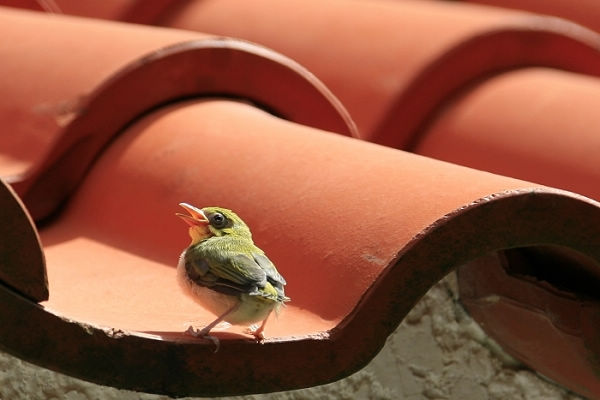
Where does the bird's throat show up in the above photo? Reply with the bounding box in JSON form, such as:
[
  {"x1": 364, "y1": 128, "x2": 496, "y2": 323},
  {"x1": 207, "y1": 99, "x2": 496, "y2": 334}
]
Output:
[{"x1": 189, "y1": 225, "x2": 211, "y2": 245}]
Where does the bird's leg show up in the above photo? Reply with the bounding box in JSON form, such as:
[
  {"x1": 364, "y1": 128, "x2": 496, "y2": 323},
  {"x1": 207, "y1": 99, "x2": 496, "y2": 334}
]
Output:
[
  {"x1": 186, "y1": 304, "x2": 239, "y2": 352},
  {"x1": 244, "y1": 310, "x2": 273, "y2": 342}
]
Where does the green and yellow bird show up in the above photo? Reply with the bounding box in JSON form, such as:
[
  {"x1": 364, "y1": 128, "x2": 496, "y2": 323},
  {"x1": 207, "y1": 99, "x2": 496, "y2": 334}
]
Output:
[{"x1": 176, "y1": 203, "x2": 289, "y2": 349}]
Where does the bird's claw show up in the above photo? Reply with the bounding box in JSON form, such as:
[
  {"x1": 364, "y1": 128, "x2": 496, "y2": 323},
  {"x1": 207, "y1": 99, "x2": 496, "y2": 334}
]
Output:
[
  {"x1": 185, "y1": 325, "x2": 221, "y2": 352},
  {"x1": 244, "y1": 324, "x2": 266, "y2": 343},
  {"x1": 185, "y1": 325, "x2": 201, "y2": 337}
]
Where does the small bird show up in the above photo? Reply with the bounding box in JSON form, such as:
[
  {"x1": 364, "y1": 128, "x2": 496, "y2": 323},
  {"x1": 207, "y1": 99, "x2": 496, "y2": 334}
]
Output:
[{"x1": 176, "y1": 203, "x2": 289, "y2": 350}]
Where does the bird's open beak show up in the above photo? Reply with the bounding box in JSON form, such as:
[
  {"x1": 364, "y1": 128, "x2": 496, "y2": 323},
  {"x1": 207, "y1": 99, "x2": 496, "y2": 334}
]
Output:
[{"x1": 176, "y1": 203, "x2": 209, "y2": 226}]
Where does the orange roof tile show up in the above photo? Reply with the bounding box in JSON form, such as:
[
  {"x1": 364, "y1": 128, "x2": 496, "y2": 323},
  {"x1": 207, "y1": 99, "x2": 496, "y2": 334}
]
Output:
[{"x1": 1, "y1": 2, "x2": 600, "y2": 399}]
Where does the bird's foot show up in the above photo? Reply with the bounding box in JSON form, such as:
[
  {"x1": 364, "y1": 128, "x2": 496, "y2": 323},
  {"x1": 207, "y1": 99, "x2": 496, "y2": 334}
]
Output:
[
  {"x1": 244, "y1": 324, "x2": 266, "y2": 342},
  {"x1": 185, "y1": 326, "x2": 221, "y2": 352}
]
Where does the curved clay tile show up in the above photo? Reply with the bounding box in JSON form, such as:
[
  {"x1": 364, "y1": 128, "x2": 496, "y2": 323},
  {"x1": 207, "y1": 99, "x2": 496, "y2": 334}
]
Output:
[
  {"x1": 10, "y1": 2, "x2": 600, "y2": 151},
  {"x1": 458, "y1": 248, "x2": 600, "y2": 399},
  {"x1": 0, "y1": 0, "x2": 177, "y2": 24},
  {"x1": 149, "y1": 3, "x2": 600, "y2": 395},
  {"x1": 1, "y1": 4, "x2": 600, "y2": 400},
  {"x1": 2, "y1": 99, "x2": 599, "y2": 397},
  {"x1": 416, "y1": 67, "x2": 600, "y2": 201},
  {"x1": 157, "y1": 0, "x2": 600, "y2": 148},
  {"x1": 460, "y1": 0, "x2": 600, "y2": 34},
  {"x1": 0, "y1": 7, "x2": 356, "y2": 221},
  {"x1": 415, "y1": 66, "x2": 600, "y2": 398},
  {"x1": 0, "y1": 179, "x2": 47, "y2": 302}
]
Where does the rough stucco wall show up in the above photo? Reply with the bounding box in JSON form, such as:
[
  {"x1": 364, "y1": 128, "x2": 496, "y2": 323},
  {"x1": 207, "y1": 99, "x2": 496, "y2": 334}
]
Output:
[{"x1": 0, "y1": 274, "x2": 584, "y2": 400}]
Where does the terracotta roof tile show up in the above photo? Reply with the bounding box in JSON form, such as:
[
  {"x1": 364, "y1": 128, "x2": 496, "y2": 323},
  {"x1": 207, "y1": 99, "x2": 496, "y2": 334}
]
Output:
[
  {"x1": 1, "y1": 1, "x2": 600, "y2": 398},
  {"x1": 461, "y1": 0, "x2": 600, "y2": 33}
]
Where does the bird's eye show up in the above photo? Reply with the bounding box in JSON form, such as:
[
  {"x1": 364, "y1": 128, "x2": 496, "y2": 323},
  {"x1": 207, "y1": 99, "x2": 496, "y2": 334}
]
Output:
[{"x1": 210, "y1": 213, "x2": 228, "y2": 228}]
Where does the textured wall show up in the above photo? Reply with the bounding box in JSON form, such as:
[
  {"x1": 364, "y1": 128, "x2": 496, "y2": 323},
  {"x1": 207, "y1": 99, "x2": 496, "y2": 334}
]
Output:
[{"x1": 0, "y1": 274, "x2": 584, "y2": 400}]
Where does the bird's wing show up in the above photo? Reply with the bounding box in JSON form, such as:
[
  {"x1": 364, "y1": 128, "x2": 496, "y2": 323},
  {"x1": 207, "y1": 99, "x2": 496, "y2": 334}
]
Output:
[
  {"x1": 253, "y1": 253, "x2": 287, "y2": 286},
  {"x1": 252, "y1": 252, "x2": 289, "y2": 302},
  {"x1": 185, "y1": 242, "x2": 287, "y2": 301},
  {"x1": 205, "y1": 250, "x2": 268, "y2": 287},
  {"x1": 185, "y1": 255, "x2": 263, "y2": 296}
]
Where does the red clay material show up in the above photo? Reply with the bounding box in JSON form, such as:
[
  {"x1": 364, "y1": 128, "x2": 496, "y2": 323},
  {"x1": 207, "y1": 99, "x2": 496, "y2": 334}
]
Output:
[
  {"x1": 416, "y1": 67, "x2": 600, "y2": 201},
  {"x1": 459, "y1": 250, "x2": 600, "y2": 398},
  {"x1": 2, "y1": 99, "x2": 600, "y2": 396},
  {"x1": 0, "y1": 7, "x2": 355, "y2": 221},
  {"x1": 2, "y1": 3, "x2": 600, "y2": 399},
  {"x1": 460, "y1": 0, "x2": 600, "y2": 33},
  {"x1": 416, "y1": 67, "x2": 600, "y2": 398},
  {"x1": 0, "y1": 0, "x2": 179, "y2": 24},
  {"x1": 0, "y1": 179, "x2": 47, "y2": 302},
  {"x1": 155, "y1": 3, "x2": 600, "y2": 394},
  {"x1": 159, "y1": 0, "x2": 600, "y2": 148}
]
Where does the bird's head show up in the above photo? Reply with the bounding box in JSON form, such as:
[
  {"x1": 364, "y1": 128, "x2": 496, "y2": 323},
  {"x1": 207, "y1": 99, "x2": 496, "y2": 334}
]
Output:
[{"x1": 177, "y1": 203, "x2": 252, "y2": 245}]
